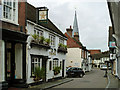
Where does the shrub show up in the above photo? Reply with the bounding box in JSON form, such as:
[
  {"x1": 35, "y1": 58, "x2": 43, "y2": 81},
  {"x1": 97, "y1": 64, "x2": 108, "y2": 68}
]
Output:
[
  {"x1": 53, "y1": 66, "x2": 61, "y2": 75},
  {"x1": 34, "y1": 67, "x2": 45, "y2": 81}
]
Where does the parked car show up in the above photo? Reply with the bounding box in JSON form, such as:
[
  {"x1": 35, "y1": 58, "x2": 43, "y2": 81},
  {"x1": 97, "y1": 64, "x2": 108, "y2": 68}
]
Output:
[
  {"x1": 66, "y1": 67, "x2": 85, "y2": 78},
  {"x1": 100, "y1": 65, "x2": 111, "y2": 70}
]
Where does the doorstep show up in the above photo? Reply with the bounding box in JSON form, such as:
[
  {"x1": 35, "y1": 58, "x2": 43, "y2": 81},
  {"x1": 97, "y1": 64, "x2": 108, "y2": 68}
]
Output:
[{"x1": 29, "y1": 78, "x2": 73, "y2": 89}]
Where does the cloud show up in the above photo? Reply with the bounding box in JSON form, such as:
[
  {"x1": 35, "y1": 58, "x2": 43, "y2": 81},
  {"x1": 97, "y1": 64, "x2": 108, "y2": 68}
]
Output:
[{"x1": 27, "y1": 0, "x2": 111, "y2": 51}]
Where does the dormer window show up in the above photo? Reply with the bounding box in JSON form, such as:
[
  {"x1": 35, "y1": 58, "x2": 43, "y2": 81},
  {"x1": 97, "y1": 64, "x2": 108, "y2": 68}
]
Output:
[{"x1": 2, "y1": 0, "x2": 18, "y2": 24}]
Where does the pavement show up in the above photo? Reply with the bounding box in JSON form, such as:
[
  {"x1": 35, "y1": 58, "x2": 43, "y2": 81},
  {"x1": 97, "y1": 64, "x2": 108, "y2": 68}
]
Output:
[
  {"x1": 29, "y1": 78, "x2": 73, "y2": 89},
  {"x1": 106, "y1": 70, "x2": 120, "y2": 88},
  {"x1": 7, "y1": 78, "x2": 73, "y2": 90}
]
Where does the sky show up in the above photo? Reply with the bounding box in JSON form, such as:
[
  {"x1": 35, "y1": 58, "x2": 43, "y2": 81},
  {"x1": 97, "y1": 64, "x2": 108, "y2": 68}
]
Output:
[{"x1": 28, "y1": 0, "x2": 112, "y2": 52}]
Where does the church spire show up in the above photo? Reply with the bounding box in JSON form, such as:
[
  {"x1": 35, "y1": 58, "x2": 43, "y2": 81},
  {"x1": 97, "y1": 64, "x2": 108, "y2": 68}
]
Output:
[{"x1": 72, "y1": 11, "x2": 79, "y2": 41}]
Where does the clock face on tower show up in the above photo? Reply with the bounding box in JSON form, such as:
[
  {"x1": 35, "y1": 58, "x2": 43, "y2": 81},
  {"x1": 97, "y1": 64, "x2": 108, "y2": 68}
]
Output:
[{"x1": 39, "y1": 11, "x2": 47, "y2": 20}]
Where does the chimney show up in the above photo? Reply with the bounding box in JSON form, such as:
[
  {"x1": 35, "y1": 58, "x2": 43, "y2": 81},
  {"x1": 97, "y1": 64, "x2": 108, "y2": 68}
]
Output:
[{"x1": 66, "y1": 25, "x2": 73, "y2": 36}]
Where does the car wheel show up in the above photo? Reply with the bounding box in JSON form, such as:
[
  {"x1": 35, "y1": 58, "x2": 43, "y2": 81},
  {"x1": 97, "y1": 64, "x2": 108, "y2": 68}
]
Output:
[{"x1": 79, "y1": 73, "x2": 83, "y2": 78}]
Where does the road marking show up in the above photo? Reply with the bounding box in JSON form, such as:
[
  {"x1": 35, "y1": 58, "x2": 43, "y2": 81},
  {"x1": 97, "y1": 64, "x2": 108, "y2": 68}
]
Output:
[{"x1": 106, "y1": 75, "x2": 110, "y2": 88}]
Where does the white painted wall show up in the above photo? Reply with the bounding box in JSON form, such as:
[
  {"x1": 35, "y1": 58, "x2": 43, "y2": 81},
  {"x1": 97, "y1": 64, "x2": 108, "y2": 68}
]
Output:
[
  {"x1": 26, "y1": 21, "x2": 67, "y2": 84},
  {"x1": 66, "y1": 48, "x2": 82, "y2": 68},
  {"x1": 0, "y1": 40, "x2": 5, "y2": 82},
  {"x1": 15, "y1": 44, "x2": 23, "y2": 79}
]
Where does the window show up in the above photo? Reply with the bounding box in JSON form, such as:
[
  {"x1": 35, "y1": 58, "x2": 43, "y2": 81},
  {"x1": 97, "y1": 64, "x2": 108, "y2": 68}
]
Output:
[
  {"x1": 59, "y1": 38, "x2": 64, "y2": 44},
  {"x1": 31, "y1": 56, "x2": 42, "y2": 76},
  {"x1": 2, "y1": 0, "x2": 18, "y2": 23},
  {"x1": 49, "y1": 61, "x2": 52, "y2": 70},
  {"x1": 49, "y1": 34, "x2": 55, "y2": 46},
  {"x1": 34, "y1": 27, "x2": 43, "y2": 36},
  {"x1": 53, "y1": 60, "x2": 58, "y2": 69}
]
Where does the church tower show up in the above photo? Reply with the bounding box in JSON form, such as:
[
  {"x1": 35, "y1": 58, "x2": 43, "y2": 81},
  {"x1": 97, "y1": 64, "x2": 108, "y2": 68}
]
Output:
[{"x1": 72, "y1": 11, "x2": 79, "y2": 41}]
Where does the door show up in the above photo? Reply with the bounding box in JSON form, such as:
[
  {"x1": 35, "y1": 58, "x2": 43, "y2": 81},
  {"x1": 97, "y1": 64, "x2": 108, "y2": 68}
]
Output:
[
  {"x1": 6, "y1": 42, "x2": 15, "y2": 86},
  {"x1": 62, "y1": 60, "x2": 65, "y2": 77}
]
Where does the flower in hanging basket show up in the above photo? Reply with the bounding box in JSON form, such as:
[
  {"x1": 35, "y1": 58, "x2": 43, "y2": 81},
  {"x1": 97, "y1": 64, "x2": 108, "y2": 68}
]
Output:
[{"x1": 39, "y1": 36, "x2": 45, "y2": 44}]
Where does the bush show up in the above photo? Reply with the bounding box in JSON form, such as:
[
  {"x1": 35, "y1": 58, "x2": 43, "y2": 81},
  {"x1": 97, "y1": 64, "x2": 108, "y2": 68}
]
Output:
[
  {"x1": 53, "y1": 66, "x2": 61, "y2": 75},
  {"x1": 34, "y1": 67, "x2": 45, "y2": 81}
]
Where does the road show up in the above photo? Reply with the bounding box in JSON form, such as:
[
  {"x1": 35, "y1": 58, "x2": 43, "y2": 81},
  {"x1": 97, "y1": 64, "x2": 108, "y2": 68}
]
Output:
[{"x1": 52, "y1": 68, "x2": 108, "y2": 88}]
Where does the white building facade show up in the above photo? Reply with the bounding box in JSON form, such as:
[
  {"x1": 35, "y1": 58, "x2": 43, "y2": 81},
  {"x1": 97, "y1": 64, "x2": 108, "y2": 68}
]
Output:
[{"x1": 26, "y1": 4, "x2": 67, "y2": 84}]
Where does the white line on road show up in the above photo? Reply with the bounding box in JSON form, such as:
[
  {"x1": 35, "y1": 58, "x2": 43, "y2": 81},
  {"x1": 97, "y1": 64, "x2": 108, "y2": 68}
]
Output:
[{"x1": 105, "y1": 75, "x2": 110, "y2": 89}]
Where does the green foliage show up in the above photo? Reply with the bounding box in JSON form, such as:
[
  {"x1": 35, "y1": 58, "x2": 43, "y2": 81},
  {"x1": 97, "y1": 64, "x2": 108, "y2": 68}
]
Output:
[
  {"x1": 63, "y1": 45, "x2": 67, "y2": 49},
  {"x1": 58, "y1": 43, "x2": 67, "y2": 49},
  {"x1": 34, "y1": 67, "x2": 45, "y2": 81},
  {"x1": 53, "y1": 66, "x2": 61, "y2": 75},
  {"x1": 58, "y1": 43, "x2": 63, "y2": 47},
  {"x1": 39, "y1": 36, "x2": 45, "y2": 44},
  {"x1": 45, "y1": 38, "x2": 51, "y2": 45},
  {"x1": 32, "y1": 34, "x2": 39, "y2": 40}
]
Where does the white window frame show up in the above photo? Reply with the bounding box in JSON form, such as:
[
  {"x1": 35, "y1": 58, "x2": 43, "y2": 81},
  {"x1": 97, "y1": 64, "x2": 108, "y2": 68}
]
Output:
[
  {"x1": 59, "y1": 38, "x2": 64, "y2": 44},
  {"x1": 31, "y1": 57, "x2": 42, "y2": 76},
  {"x1": 53, "y1": 60, "x2": 58, "y2": 69},
  {"x1": 49, "y1": 33, "x2": 55, "y2": 47},
  {"x1": 34, "y1": 27, "x2": 43, "y2": 37},
  {"x1": 1, "y1": 0, "x2": 18, "y2": 25}
]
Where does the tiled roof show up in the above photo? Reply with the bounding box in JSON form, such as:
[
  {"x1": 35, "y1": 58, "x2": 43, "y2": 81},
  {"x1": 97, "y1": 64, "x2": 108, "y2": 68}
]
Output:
[
  {"x1": 65, "y1": 32, "x2": 83, "y2": 48},
  {"x1": 89, "y1": 50, "x2": 101, "y2": 55},
  {"x1": 27, "y1": 3, "x2": 67, "y2": 38},
  {"x1": 91, "y1": 51, "x2": 109, "y2": 59}
]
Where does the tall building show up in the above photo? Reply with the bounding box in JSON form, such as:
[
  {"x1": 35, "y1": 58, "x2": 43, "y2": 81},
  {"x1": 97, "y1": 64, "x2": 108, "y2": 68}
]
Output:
[{"x1": 72, "y1": 11, "x2": 79, "y2": 41}]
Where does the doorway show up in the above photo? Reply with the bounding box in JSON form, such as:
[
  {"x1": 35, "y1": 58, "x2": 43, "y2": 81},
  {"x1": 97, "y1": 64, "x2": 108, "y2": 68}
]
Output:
[
  {"x1": 5, "y1": 42, "x2": 24, "y2": 87},
  {"x1": 6, "y1": 42, "x2": 15, "y2": 86},
  {"x1": 62, "y1": 60, "x2": 65, "y2": 77}
]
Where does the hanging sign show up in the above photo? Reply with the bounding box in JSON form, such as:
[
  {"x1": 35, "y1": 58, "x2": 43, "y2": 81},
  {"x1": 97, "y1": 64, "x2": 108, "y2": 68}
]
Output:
[
  {"x1": 109, "y1": 41, "x2": 116, "y2": 48},
  {"x1": 38, "y1": 7, "x2": 48, "y2": 23}
]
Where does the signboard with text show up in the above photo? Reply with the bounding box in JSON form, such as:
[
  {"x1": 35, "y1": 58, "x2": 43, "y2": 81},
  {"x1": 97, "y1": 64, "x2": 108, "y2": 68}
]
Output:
[{"x1": 109, "y1": 41, "x2": 116, "y2": 48}]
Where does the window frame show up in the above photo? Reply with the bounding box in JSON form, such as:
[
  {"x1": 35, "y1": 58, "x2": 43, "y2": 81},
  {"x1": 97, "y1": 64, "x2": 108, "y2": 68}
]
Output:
[
  {"x1": 53, "y1": 59, "x2": 58, "y2": 69},
  {"x1": 49, "y1": 33, "x2": 55, "y2": 47},
  {"x1": 59, "y1": 38, "x2": 64, "y2": 45},
  {"x1": 2, "y1": 0, "x2": 18, "y2": 24},
  {"x1": 31, "y1": 55, "x2": 42, "y2": 77},
  {"x1": 34, "y1": 27, "x2": 43, "y2": 37}
]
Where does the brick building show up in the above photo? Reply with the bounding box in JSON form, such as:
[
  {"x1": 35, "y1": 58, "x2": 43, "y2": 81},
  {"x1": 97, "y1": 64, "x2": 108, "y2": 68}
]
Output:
[{"x1": 0, "y1": 0, "x2": 28, "y2": 88}]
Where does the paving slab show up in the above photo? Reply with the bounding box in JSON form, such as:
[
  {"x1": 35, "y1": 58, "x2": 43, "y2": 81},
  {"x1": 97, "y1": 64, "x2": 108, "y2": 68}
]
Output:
[{"x1": 29, "y1": 78, "x2": 73, "y2": 89}]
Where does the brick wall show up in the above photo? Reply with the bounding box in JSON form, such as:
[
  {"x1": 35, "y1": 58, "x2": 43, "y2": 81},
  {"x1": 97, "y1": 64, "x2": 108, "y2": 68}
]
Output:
[{"x1": 2, "y1": 2, "x2": 26, "y2": 33}]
